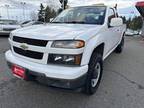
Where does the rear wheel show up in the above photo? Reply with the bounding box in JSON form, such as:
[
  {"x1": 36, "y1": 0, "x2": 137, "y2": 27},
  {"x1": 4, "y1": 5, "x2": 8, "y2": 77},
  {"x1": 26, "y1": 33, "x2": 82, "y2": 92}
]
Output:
[{"x1": 83, "y1": 52, "x2": 103, "y2": 95}]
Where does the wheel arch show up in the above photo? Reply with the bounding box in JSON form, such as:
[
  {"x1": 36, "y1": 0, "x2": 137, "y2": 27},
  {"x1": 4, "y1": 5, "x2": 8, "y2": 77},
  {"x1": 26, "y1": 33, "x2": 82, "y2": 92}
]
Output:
[
  {"x1": 92, "y1": 43, "x2": 105, "y2": 58},
  {"x1": 81, "y1": 42, "x2": 105, "y2": 66}
]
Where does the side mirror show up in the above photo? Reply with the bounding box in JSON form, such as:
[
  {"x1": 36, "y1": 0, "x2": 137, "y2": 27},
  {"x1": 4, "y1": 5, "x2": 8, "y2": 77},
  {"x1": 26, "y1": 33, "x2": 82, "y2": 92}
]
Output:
[{"x1": 110, "y1": 18, "x2": 123, "y2": 27}]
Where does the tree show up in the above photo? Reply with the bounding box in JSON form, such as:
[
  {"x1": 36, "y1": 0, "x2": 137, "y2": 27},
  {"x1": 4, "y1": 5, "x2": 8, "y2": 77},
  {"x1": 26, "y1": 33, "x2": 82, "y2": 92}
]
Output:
[
  {"x1": 59, "y1": 0, "x2": 68, "y2": 10},
  {"x1": 128, "y1": 16, "x2": 143, "y2": 31},
  {"x1": 38, "y1": 3, "x2": 45, "y2": 22},
  {"x1": 45, "y1": 6, "x2": 57, "y2": 22},
  {"x1": 134, "y1": 16, "x2": 143, "y2": 31},
  {"x1": 126, "y1": 17, "x2": 132, "y2": 29},
  {"x1": 38, "y1": 4, "x2": 57, "y2": 22}
]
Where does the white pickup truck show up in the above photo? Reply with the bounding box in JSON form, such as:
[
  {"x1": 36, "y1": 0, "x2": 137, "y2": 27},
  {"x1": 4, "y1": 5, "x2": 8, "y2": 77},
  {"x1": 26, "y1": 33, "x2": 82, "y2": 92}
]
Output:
[{"x1": 5, "y1": 5, "x2": 126, "y2": 95}]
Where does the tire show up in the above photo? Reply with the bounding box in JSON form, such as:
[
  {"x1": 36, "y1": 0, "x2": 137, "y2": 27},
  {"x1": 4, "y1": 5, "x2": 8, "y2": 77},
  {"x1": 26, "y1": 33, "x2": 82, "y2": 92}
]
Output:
[
  {"x1": 83, "y1": 52, "x2": 103, "y2": 95},
  {"x1": 115, "y1": 37, "x2": 124, "y2": 53}
]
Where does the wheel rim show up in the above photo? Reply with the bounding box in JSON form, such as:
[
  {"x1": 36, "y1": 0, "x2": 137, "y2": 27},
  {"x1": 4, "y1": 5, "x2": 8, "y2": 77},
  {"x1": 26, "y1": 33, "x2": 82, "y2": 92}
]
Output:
[{"x1": 91, "y1": 62, "x2": 101, "y2": 87}]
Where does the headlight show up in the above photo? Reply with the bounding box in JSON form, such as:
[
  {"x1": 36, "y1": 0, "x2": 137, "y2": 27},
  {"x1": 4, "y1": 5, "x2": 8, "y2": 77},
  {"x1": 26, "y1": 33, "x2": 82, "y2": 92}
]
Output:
[
  {"x1": 48, "y1": 54, "x2": 82, "y2": 65},
  {"x1": 51, "y1": 40, "x2": 85, "y2": 49}
]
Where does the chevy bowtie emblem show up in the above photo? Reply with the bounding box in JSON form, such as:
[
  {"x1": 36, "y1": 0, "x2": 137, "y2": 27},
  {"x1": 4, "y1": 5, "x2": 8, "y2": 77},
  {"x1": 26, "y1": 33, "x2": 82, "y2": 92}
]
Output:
[{"x1": 20, "y1": 43, "x2": 28, "y2": 50}]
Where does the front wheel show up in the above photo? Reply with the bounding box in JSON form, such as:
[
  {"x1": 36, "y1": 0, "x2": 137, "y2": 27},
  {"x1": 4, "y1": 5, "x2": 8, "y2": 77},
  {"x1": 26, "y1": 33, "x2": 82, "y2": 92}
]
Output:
[
  {"x1": 115, "y1": 37, "x2": 124, "y2": 53},
  {"x1": 83, "y1": 52, "x2": 103, "y2": 95}
]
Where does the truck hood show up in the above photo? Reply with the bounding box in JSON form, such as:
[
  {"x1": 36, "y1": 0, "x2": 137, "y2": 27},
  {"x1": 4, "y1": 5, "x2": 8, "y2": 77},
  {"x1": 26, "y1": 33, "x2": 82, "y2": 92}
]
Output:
[{"x1": 12, "y1": 24, "x2": 102, "y2": 41}]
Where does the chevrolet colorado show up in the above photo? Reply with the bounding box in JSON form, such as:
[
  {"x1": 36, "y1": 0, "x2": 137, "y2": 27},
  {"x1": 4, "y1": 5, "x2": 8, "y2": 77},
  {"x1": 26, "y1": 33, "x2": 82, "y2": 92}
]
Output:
[{"x1": 5, "y1": 5, "x2": 126, "y2": 95}]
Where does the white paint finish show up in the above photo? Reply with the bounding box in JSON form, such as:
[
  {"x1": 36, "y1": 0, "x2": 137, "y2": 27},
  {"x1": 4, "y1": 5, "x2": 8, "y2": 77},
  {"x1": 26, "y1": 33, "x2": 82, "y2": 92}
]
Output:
[
  {"x1": 5, "y1": 50, "x2": 88, "y2": 80},
  {"x1": 11, "y1": 24, "x2": 102, "y2": 41},
  {"x1": 5, "y1": 6, "x2": 126, "y2": 80},
  {"x1": 9, "y1": 38, "x2": 84, "y2": 64},
  {"x1": 110, "y1": 18, "x2": 123, "y2": 27}
]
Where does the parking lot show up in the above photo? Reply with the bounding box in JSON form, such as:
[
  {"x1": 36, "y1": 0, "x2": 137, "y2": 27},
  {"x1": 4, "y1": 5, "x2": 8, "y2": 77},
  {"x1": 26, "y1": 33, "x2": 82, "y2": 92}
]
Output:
[{"x1": 0, "y1": 36, "x2": 144, "y2": 108}]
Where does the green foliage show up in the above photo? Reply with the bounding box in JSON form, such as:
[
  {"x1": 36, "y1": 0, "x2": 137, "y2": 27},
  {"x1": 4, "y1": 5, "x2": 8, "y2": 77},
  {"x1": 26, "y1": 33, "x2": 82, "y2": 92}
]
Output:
[
  {"x1": 45, "y1": 6, "x2": 56, "y2": 22},
  {"x1": 126, "y1": 17, "x2": 132, "y2": 29},
  {"x1": 126, "y1": 16, "x2": 143, "y2": 31},
  {"x1": 38, "y1": 3, "x2": 45, "y2": 22},
  {"x1": 38, "y1": 4, "x2": 57, "y2": 22}
]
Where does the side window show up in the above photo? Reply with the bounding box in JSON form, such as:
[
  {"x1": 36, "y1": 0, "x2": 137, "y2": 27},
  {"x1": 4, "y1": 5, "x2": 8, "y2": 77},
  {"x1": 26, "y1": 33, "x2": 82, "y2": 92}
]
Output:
[{"x1": 108, "y1": 8, "x2": 116, "y2": 26}]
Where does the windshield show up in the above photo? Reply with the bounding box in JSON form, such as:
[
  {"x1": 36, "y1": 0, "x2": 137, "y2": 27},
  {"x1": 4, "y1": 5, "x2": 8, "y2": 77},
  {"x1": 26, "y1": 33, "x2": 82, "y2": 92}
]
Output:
[
  {"x1": 0, "y1": 20, "x2": 18, "y2": 25},
  {"x1": 52, "y1": 6, "x2": 106, "y2": 25}
]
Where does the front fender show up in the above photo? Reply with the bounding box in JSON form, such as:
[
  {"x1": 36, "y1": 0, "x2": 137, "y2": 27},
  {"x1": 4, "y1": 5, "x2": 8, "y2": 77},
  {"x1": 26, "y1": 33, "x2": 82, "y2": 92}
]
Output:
[{"x1": 81, "y1": 35, "x2": 105, "y2": 66}]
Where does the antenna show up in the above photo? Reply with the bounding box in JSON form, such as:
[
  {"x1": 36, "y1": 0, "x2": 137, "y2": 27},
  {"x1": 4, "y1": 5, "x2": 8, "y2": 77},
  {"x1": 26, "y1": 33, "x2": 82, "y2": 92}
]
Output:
[
  {"x1": 114, "y1": 4, "x2": 118, "y2": 10},
  {"x1": 114, "y1": 4, "x2": 119, "y2": 17}
]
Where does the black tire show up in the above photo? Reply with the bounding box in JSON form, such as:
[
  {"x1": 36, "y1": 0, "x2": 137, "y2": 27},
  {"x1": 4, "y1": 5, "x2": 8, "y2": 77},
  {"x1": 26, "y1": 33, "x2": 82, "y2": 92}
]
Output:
[
  {"x1": 83, "y1": 52, "x2": 103, "y2": 95},
  {"x1": 115, "y1": 37, "x2": 124, "y2": 53}
]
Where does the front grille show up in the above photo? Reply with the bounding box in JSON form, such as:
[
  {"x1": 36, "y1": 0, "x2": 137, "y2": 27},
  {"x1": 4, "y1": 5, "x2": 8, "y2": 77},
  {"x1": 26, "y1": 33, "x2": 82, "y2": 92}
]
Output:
[
  {"x1": 13, "y1": 36, "x2": 48, "y2": 47},
  {"x1": 13, "y1": 46, "x2": 43, "y2": 59}
]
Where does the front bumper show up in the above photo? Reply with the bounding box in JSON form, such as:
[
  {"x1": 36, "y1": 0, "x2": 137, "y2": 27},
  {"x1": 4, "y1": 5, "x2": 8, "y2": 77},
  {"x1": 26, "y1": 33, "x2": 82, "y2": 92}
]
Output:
[{"x1": 5, "y1": 50, "x2": 88, "y2": 89}]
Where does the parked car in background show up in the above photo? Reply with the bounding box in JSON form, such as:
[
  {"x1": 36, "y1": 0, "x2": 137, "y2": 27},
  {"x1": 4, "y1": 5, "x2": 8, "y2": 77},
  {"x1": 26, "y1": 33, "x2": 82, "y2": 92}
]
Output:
[
  {"x1": 21, "y1": 21, "x2": 44, "y2": 27},
  {"x1": 0, "y1": 19, "x2": 20, "y2": 35},
  {"x1": 125, "y1": 29, "x2": 135, "y2": 36},
  {"x1": 125, "y1": 29, "x2": 141, "y2": 36}
]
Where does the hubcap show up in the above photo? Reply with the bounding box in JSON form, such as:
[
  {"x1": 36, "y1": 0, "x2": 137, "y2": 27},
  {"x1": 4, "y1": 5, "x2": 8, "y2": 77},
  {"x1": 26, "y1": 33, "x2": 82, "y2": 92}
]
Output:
[{"x1": 91, "y1": 62, "x2": 101, "y2": 87}]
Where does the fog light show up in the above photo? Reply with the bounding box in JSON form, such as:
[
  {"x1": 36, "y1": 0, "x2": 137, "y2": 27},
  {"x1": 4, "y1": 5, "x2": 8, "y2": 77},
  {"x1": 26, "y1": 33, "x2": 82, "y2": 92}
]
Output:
[{"x1": 48, "y1": 54, "x2": 82, "y2": 65}]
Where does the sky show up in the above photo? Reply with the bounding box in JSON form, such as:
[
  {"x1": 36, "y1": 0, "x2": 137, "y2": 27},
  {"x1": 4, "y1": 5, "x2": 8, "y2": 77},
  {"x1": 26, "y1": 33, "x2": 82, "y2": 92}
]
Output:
[
  {"x1": 0, "y1": 0, "x2": 143, "y2": 21},
  {"x1": 68, "y1": 0, "x2": 143, "y2": 18},
  {"x1": 0, "y1": 0, "x2": 142, "y2": 8},
  {"x1": 68, "y1": 0, "x2": 143, "y2": 8}
]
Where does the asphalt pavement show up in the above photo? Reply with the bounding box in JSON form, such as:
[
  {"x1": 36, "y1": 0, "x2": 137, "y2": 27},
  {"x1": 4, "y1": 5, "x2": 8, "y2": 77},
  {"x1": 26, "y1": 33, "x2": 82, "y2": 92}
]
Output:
[{"x1": 0, "y1": 36, "x2": 144, "y2": 108}]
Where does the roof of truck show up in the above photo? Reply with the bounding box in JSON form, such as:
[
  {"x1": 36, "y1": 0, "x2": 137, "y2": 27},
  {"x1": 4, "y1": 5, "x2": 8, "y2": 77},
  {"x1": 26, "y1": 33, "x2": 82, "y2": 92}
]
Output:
[{"x1": 71, "y1": 4, "x2": 108, "y2": 8}]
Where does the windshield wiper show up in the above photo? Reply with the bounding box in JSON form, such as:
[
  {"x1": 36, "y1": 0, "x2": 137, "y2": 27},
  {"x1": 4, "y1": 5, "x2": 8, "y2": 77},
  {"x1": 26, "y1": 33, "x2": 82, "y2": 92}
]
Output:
[
  {"x1": 65, "y1": 21, "x2": 85, "y2": 24},
  {"x1": 51, "y1": 21, "x2": 85, "y2": 24},
  {"x1": 51, "y1": 22, "x2": 66, "y2": 23}
]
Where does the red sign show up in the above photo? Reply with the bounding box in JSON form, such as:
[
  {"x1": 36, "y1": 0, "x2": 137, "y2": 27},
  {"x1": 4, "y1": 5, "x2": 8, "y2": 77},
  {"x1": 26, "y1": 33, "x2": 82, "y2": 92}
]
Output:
[
  {"x1": 12, "y1": 65, "x2": 26, "y2": 79},
  {"x1": 136, "y1": 1, "x2": 144, "y2": 7}
]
